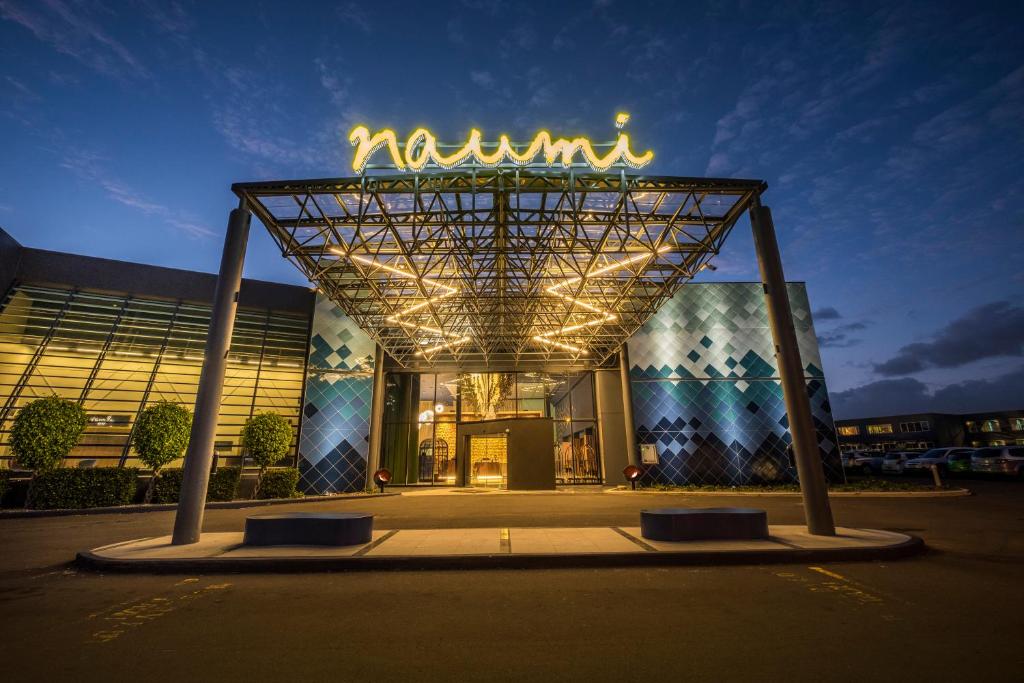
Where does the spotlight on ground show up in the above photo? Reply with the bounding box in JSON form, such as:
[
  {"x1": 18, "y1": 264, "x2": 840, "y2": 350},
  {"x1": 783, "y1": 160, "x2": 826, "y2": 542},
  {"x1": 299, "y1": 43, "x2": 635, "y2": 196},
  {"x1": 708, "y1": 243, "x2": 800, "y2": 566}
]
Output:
[
  {"x1": 373, "y1": 468, "x2": 392, "y2": 494},
  {"x1": 623, "y1": 465, "x2": 642, "y2": 490}
]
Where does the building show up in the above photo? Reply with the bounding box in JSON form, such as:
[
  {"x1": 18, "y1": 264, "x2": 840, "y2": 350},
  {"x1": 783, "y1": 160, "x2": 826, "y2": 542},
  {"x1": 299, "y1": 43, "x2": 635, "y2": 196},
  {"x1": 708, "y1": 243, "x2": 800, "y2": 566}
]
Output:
[
  {"x1": 836, "y1": 410, "x2": 1024, "y2": 451},
  {"x1": 0, "y1": 169, "x2": 843, "y2": 495}
]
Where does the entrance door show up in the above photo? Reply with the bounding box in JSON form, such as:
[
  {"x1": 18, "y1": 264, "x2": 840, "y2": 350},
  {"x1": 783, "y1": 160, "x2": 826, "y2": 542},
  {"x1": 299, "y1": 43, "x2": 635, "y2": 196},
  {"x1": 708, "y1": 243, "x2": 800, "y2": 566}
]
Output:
[{"x1": 468, "y1": 434, "x2": 507, "y2": 489}]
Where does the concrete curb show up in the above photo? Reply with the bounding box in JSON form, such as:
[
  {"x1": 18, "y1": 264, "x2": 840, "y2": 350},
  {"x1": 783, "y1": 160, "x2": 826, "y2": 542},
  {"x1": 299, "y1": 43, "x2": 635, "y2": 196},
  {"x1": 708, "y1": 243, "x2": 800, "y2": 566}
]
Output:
[
  {"x1": 0, "y1": 492, "x2": 399, "y2": 519},
  {"x1": 606, "y1": 488, "x2": 972, "y2": 498},
  {"x1": 75, "y1": 533, "x2": 925, "y2": 574}
]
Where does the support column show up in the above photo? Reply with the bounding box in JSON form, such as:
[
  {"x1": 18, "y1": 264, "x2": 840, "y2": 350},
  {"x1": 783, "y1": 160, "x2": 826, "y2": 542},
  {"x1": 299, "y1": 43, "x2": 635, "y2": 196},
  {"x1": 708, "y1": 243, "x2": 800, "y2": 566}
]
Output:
[
  {"x1": 365, "y1": 343, "x2": 386, "y2": 488},
  {"x1": 619, "y1": 344, "x2": 639, "y2": 467},
  {"x1": 750, "y1": 201, "x2": 835, "y2": 536},
  {"x1": 171, "y1": 203, "x2": 251, "y2": 545}
]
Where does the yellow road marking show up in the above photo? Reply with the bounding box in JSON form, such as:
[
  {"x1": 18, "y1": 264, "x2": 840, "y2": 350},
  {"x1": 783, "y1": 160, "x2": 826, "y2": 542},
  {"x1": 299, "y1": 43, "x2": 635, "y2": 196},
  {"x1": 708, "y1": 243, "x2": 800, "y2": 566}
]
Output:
[{"x1": 808, "y1": 566, "x2": 848, "y2": 581}]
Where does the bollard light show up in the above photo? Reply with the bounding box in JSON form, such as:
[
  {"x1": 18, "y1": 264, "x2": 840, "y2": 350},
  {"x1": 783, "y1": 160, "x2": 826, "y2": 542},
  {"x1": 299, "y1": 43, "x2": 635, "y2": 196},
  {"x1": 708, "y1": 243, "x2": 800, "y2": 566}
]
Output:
[
  {"x1": 623, "y1": 464, "x2": 642, "y2": 491},
  {"x1": 373, "y1": 468, "x2": 392, "y2": 494}
]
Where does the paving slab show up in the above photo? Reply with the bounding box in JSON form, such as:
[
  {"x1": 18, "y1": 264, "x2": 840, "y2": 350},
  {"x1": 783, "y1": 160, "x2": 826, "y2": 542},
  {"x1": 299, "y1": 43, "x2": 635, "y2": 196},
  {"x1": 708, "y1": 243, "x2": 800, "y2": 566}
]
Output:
[{"x1": 77, "y1": 524, "x2": 923, "y2": 572}]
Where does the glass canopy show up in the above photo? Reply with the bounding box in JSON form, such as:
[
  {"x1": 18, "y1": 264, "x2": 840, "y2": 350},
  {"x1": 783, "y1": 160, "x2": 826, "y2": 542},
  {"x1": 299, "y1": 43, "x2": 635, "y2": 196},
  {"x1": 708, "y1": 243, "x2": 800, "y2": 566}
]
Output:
[{"x1": 236, "y1": 170, "x2": 763, "y2": 371}]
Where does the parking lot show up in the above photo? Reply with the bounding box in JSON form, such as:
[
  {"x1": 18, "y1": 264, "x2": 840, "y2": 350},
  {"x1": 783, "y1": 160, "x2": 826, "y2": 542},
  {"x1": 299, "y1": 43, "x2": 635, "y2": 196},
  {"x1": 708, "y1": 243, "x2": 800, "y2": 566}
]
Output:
[{"x1": 1, "y1": 479, "x2": 1022, "y2": 681}]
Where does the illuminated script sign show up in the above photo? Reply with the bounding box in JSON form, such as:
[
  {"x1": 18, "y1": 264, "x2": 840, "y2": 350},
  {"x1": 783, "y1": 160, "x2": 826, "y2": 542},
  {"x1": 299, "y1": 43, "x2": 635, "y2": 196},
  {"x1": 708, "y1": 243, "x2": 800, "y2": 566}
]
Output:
[{"x1": 349, "y1": 114, "x2": 654, "y2": 174}]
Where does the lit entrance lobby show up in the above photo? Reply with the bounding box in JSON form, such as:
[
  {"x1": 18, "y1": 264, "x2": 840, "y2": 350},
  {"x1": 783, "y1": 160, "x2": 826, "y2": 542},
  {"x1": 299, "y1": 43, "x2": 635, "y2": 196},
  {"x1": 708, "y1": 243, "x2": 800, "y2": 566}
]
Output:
[{"x1": 381, "y1": 372, "x2": 598, "y2": 489}]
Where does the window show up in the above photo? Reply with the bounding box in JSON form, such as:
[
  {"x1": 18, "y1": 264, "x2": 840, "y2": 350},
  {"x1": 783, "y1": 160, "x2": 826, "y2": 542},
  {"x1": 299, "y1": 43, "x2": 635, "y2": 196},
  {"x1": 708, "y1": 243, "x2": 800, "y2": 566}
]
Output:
[
  {"x1": 1011, "y1": 418, "x2": 1024, "y2": 432},
  {"x1": 0, "y1": 285, "x2": 307, "y2": 468},
  {"x1": 867, "y1": 424, "x2": 894, "y2": 435},
  {"x1": 965, "y1": 421, "x2": 978, "y2": 433},
  {"x1": 837, "y1": 425, "x2": 860, "y2": 436},
  {"x1": 981, "y1": 419, "x2": 1000, "y2": 432},
  {"x1": 899, "y1": 421, "x2": 930, "y2": 433}
]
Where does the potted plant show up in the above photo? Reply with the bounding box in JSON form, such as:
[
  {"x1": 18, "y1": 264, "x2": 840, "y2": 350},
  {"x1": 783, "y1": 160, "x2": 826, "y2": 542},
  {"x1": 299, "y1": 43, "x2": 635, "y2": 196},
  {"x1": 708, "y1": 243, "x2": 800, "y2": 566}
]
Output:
[
  {"x1": 132, "y1": 401, "x2": 192, "y2": 503},
  {"x1": 10, "y1": 395, "x2": 88, "y2": 505},
  {"x1": 240, "y1": 412, "x2": 294, "y2": 498}
]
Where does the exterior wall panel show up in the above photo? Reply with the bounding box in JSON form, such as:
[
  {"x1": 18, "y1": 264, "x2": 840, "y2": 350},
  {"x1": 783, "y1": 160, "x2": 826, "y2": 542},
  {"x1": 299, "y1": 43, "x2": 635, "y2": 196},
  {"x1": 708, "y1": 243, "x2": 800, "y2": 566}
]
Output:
[
  {"x1": 297, "y1": 295, "x2": 375, "y2": 493},
  {"x1": 626, "y1": 282, "x2": 842, "y2": 486}
]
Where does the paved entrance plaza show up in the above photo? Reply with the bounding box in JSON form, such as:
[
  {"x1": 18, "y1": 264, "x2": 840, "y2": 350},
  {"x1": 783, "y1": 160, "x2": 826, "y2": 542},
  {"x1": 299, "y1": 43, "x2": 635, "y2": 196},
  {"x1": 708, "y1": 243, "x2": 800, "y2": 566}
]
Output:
[{"x1": 1, "y1": 480, "x2": 1022, "y2": 681}]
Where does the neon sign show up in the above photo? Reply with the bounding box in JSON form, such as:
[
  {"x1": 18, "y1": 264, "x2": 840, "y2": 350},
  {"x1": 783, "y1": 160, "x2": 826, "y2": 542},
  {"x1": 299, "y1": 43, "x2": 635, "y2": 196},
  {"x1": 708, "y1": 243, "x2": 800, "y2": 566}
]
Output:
[{"x1": 348, "y1": 115, "x2": 654, "y2": 174}]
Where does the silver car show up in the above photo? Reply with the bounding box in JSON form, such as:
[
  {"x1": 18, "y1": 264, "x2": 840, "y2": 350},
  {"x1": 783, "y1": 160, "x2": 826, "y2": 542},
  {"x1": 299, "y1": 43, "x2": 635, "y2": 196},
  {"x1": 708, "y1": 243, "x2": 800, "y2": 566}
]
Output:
[
  {"x1": 971, "y1": 446, "x2": 1024, "y2": 477},
  {"x1": 904, "y1": 447, "x2": 975, "y2": 473},
  {"x1": 851, "y1": 452, "x2": 885, "y2": 475},
  {"x1": 881, "y1": 451, "x2": 916, "y2": 474}
]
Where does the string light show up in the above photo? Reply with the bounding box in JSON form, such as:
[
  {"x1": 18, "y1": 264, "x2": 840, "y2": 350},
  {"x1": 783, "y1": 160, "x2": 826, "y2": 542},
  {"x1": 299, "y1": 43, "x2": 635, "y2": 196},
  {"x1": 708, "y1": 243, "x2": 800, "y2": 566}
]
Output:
[
  {"x1": 415, "y1": 336, "x2": 471, "y2": 356},
  {"x1": 349, "y1": 115, "x2": 654, "y2": 174},
  {"x1": 330, "y1": 246, "x2": 468, "y2": 352},
  {"x1": 534, "y1": 245, "x2": 667, "y2": 356}
]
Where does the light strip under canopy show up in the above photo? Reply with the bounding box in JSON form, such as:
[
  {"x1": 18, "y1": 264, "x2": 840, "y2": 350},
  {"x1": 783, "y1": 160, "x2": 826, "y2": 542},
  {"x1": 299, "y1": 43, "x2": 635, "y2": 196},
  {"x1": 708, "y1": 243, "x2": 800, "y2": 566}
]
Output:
[{"x1": 236, "y1": 170, "x2": 764, "y2": 370}]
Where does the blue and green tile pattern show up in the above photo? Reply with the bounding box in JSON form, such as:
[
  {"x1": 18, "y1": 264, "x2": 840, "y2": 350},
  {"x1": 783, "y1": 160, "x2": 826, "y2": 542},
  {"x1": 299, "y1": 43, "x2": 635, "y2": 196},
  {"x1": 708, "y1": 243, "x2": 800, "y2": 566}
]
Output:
[
  {"x1": 628, "y1": 283, "x2": 842, "y2": 486},
  {"x1": 297, "y1": 294, "x2": 376, "y2": 494}
]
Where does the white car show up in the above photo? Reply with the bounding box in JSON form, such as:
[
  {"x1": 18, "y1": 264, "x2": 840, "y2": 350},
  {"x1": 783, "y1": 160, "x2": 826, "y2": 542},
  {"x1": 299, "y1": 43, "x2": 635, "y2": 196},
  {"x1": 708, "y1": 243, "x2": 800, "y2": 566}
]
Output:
[
  {"x1": 904, "y1": 447, "x2": 974, "y2": 473},
  {"x1": 881, "y1": 451, "x2": 917, "y2": 474}
]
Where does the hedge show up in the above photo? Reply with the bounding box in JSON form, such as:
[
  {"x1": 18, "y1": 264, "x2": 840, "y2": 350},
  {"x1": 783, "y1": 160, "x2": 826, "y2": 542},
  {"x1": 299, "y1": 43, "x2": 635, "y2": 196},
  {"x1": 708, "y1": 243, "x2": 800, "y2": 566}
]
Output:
[
  {"x1": 28, "y1": 468, "x2": 139, "y2": 510},
  {"x1": 0, "y1": 470, "x2": 10, "y2": 502},
  {"x1": 256, "y1": 468, "x2": 301, "y2": 499},
  {"x1": 151, "y1": 467, "x2": 241, "y2": 504}
]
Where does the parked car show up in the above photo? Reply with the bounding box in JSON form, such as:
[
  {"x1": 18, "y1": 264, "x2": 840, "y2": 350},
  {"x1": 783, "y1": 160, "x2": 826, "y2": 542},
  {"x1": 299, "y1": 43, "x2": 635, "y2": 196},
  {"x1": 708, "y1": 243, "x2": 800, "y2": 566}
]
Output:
[
  {"x1": 970, "y1": 446, "x2": 1024, "y2": 477},
  {"x1": 947, "y1": 449, "x2": 976, "y2": 474},
  {"x1": 905, "y1": 447, "x2": 975, "y2": 473},
  {"x1": 881, "y1": 451, "x2": 916, "y2": 474},
  {"x1": 841, "y1": 451, "x2": 867, "y2": 469},
  {"x1": 850, "y1": 452, "x2": 885, "y2": 475}
]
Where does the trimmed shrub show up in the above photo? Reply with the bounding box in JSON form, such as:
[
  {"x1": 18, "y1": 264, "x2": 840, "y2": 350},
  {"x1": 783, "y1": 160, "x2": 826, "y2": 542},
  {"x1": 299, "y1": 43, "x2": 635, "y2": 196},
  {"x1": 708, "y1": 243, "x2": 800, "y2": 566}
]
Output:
[
  {"x1": 256, "y1": 467, "x2": 301, "y2": 499},
  {"x1": 241, "y1": 412, "x2": 294, "y2": 497},
  {"x1": 132, "y1": 401, "x2": 192, "y2": 502},
  {"x1": 28, "y1": 467, "x2": 138, "y2": 510},
  {"x1": 151, "y1": 467, "x2": 241, "y2": 504},
  {"x1": 11, "y1": 396, "x2": 88, "y2": 472}
]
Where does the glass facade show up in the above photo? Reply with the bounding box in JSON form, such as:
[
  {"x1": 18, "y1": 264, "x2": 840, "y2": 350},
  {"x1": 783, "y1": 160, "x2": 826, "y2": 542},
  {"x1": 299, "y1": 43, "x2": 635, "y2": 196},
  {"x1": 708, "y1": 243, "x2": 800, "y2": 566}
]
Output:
[
  {"x1": 380, "y1": 371, "x2": 601, "y2": 486},
  {"x1": 0, "y1": 284, "x2": 308, "y2": 468}
]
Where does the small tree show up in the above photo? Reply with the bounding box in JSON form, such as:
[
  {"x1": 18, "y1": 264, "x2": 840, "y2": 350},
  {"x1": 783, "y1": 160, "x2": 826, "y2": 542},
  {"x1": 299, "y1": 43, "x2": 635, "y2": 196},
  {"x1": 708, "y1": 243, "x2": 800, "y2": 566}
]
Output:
[
  {"x1": 11, "y1": 395, "x2": 87, "y2": 472},
  {"x1": 133, "y1": 401, "x2": 192, "y2": 503},
  {"x1": 241, "y1": 412, "x2": 294, "y2": 498}
]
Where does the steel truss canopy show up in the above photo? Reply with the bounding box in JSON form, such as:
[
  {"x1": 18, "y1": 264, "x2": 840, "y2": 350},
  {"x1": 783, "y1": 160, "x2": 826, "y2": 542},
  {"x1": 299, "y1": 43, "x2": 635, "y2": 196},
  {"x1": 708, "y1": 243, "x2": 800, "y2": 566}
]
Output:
[{"x1": 235, "y1": 170, "x2": 765, "y2": 371}]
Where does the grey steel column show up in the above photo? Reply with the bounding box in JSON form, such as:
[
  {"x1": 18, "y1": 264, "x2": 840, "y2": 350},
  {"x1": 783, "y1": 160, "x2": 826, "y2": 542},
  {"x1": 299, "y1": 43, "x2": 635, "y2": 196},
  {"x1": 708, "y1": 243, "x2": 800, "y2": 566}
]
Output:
[
  {"x1": 365, "y1": 343, "x2": 386, "y2": 487},
  {"x1": 171, "y1": 203, "x2": 251, "y2": 545},
  {"x1": 619, "y1": 344, "x2": 639, "y2": 466},
  {"x1": 750, "y1": 201, "x2": 835, "y2": 536}
]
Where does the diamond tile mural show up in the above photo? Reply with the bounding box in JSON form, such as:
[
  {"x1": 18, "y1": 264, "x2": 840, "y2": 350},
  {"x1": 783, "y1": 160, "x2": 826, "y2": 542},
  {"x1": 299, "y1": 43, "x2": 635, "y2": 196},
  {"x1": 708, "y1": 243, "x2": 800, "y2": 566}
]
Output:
[
  {"x1": 298, "y1": 294, "x2": 376, "y2": 494},
  {"x1": 628, "y1": 283, "x2": 843, "y2": 486}
]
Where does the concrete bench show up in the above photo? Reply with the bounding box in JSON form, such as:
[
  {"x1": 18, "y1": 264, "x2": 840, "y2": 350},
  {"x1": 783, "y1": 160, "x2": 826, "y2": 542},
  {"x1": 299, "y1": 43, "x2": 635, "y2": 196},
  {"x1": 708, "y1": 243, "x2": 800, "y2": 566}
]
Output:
[
  {"x1": 243, "y1": 512, "x2": 374, "y2": 547},
  {"x1": 640, "y1": 507, "x2": 769, "y2": 542}
]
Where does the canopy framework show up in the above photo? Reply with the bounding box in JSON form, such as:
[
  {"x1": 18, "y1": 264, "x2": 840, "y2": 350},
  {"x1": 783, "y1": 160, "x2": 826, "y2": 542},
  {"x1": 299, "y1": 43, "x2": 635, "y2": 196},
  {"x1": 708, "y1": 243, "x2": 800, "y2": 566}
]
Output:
[{"x1": 234, "y1": 171, "x2": 765, "y2": 371}]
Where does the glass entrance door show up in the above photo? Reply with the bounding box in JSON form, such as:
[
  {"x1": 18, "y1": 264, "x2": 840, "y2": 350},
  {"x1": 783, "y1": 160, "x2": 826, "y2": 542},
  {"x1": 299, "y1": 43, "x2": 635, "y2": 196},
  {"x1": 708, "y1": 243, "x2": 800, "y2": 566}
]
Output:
[{"x1": 468, "y1": 434, "x2": 507, "y2": 488}]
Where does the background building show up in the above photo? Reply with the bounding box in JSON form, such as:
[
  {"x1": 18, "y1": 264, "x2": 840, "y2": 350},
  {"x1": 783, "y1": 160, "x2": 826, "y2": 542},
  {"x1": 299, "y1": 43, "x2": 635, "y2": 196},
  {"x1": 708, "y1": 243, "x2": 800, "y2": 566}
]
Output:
[
  {"x1": 835, "y1": 410, "x2": 1024, "y2": 451},
  {"x1": 1, "y1": 225, "x2": 842, "y2": 490}
]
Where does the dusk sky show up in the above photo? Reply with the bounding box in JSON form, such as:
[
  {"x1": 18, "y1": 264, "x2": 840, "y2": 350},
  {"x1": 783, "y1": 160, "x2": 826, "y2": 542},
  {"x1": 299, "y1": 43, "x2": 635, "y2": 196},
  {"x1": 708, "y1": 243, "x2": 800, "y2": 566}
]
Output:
[{"x1": 1, "y1": 0, "x2": 1021, "y2": 418}]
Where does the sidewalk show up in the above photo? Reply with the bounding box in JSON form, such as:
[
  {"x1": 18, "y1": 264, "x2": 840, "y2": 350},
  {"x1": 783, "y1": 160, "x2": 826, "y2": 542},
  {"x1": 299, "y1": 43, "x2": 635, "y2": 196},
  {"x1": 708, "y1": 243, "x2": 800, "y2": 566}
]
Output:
[{"x1": 77, "y1": 524, "x2": 923, "y2": 573}]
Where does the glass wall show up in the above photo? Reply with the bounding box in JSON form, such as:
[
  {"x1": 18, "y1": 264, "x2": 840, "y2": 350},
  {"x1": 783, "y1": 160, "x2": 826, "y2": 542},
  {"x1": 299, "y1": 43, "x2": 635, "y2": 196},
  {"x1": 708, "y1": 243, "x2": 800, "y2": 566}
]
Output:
[
  {"x1": 0, "y1": 284, "x2": 308, "y2": 467},
  {"x1": 380, "y1": 371, "x2": 600, "y2": 485},
  {"x1": 551, "y1": 373, "x2": 601, "y2": 484}
]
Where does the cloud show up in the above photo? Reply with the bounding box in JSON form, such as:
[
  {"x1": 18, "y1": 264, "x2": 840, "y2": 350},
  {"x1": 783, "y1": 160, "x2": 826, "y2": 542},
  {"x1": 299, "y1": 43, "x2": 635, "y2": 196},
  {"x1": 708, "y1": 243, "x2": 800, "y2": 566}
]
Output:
[
  {"x1": 0, "y1": 0, "x2": 149, "y2": 80},
  {"x1": 818, "y1": 321, "x2": 869, "y2": 349},
  {"x1": 335, "y1": 2, "x2": 370, "y2": 33},
  {"x1": 874, "y1": 301, "x2": 1024, "y2": 376},
  {"x1": 831, "y1": 365, "x2": 1024, "y2": 419},
  {"x1": 470, "y1": 70, "x2": 495, "y2": 89},
  {"x1": 813, "y1": 306, "x2": 842, "y2": 320},
  {"x1": 60, "y1": 150, "x2": 214, "y2": 239}
]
